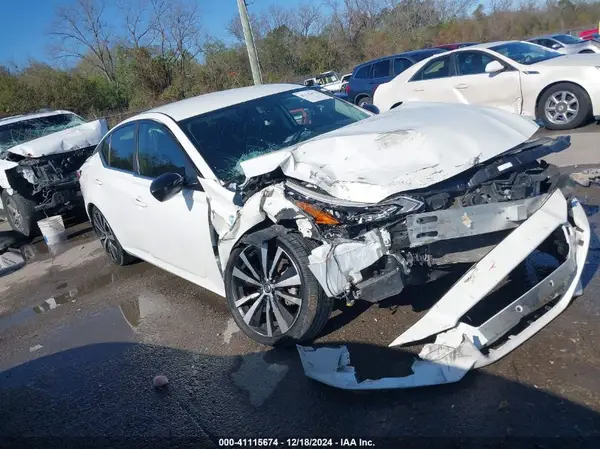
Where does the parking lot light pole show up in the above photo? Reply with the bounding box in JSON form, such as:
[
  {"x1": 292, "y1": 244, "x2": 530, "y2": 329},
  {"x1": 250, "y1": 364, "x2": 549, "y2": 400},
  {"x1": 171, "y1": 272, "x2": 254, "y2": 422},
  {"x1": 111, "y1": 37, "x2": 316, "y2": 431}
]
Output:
[{"x1": 237, "y1": 0, "x2": 263, "y2": 85}]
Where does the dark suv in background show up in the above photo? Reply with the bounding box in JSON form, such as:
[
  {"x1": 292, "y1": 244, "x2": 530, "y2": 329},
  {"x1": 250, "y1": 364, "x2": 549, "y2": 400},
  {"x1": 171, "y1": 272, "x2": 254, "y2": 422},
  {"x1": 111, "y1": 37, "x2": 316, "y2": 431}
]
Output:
[{"x1": 346, "y1": 48, "x2": 447, "y2": 106}]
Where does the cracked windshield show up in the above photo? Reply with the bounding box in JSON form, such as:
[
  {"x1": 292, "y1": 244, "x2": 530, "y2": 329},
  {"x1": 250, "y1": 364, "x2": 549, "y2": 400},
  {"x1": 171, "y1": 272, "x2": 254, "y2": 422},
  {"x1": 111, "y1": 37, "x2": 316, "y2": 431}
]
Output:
[
  {"x1": 180, "y1": 88, "x2": 368, "y2": 183},
  {"x1": 0, "y1": 113, "x2": 85, "y2": 155}
]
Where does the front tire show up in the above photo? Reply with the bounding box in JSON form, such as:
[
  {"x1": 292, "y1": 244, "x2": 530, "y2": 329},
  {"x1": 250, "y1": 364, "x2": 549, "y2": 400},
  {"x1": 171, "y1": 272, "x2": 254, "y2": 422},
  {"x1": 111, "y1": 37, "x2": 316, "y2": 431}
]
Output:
[
  {"x1": 90, "y1": 206, "x2": 137, "y2": 266},
  {"x1": 537, "y1": 83, "x2": 592, "y2": 130},
  {"x1": 224, "y1": 231, "x2": 333, "y2": 346},
  {"x1": 1, "y1": 190, "x2": 36, "y2": 237}
]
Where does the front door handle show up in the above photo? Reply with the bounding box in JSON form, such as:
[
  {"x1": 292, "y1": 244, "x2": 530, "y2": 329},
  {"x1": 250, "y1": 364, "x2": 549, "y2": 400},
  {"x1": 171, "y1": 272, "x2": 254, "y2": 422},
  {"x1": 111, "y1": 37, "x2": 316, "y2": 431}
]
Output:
[
  {"x1": 95, "y1": 178, "x2": 103, "y2": 185},
  {"x1": 455, "y1": 83, "x2": 468, "y2": 89},
  {"x1": 134, "y1": 197, "x2": 147, "y2": 208},
  {"x1": 413, "y1": 88, "x2": 425, "y2": 92}
]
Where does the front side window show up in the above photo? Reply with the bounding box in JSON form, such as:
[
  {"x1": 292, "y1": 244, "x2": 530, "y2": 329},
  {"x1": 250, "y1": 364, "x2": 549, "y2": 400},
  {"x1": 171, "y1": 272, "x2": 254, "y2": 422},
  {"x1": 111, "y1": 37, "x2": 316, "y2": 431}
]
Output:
[
  {"x1": 393, "y1": 58, "x2": 412, "y2": 75},
  {"x1": 372, "y1": 59, "x2": 391, "y2": 78},
  {"x1": 179, "y1": 88, "x2": 369, "y2": 183},
  {"x1": 490, "y1": 42, "x2": 563, "y2": 65},
  {"x1": 456, "y1": 51, "x2": 496, "y2": 75},
  {"x1": 137, "y1": 122, "x2": 198, "y2": 184},
  {"x1": 107, "y1": 124, "x2": 136, "y2": 172}
]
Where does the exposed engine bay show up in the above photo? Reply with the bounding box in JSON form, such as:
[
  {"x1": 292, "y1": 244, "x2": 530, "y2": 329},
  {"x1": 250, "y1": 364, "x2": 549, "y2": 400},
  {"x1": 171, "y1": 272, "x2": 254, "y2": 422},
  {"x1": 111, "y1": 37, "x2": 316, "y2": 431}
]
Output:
[
  {"x1": 3, "y1": 147, "x2": 94, "y2": 212},
  {"x1": 276, "y1": 136, "x2": 572, "y2": 303}
]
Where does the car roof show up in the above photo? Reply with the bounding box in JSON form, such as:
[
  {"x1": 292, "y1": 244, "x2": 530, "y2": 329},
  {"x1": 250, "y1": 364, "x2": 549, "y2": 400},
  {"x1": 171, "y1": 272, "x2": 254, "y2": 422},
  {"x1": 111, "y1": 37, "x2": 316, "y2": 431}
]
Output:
[
  {"x1": 354, "y1": 48, "x2": 446, "y2": 70},
  {"x1": 144, "y1": 84, "x2": 303, "y2": 122},
  {"x1": 0, "y1": 110, "x2": 76, "y2": 127},
  {"x1": 469, "y1": 40, "x2": 524, "y2": 50}
]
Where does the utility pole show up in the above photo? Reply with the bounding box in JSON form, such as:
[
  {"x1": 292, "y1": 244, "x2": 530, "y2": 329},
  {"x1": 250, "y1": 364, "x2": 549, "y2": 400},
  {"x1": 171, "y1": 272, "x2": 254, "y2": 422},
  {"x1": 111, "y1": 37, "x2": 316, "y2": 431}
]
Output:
[{"x1": 237, "y1": 0, "x2": 263, "y2": 85}]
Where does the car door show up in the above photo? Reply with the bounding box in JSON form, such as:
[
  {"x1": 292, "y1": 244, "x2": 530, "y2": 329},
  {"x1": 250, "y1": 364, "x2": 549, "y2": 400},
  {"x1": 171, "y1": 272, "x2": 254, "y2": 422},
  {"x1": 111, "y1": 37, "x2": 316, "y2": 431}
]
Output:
[
  {"x1": 93, "y1": 123, "x2": 142, "y2": 254},
  {"x1": 451, "y1": 50, "x2": 523, "y2": 114},
  {"x1": 132, "y1": 119, "x2": 224, "y2": 294},
  {"x1": 406, "y1": 54, "x2": 456, "y2": 102}
]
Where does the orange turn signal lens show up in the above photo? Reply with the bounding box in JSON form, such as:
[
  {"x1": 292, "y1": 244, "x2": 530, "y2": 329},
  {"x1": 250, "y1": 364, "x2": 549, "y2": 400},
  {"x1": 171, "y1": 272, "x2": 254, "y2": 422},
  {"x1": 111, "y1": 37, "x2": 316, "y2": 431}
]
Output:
[{"x1": 296, "y1": 201, "x2": 340, "y2": 225}]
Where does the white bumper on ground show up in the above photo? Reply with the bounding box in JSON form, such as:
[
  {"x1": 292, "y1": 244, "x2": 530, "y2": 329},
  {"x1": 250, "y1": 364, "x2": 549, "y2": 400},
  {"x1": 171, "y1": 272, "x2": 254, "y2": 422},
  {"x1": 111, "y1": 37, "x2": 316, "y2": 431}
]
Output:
[{"x1": 297, "y1": 189, "x2": 590, "y2": 389}]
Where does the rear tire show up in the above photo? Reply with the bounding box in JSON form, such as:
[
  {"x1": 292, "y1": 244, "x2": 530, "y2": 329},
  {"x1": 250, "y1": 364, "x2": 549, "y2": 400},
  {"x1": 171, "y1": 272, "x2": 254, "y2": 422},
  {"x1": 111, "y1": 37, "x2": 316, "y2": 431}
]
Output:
[
  {"x1": 1, "y1": 190, "x2": 37, "y2": 237},
  {"x1": 537, "y1": 83, "x2": 592, "y2": 130},
  {"x1": 224, "y1": 231, "x2": 333, "y2": 347},
  {"x1": 357, "y1": 96, "x2": 373, "y2": 108},
  {"x1": 90, "y1": 206, "x2": 137, "y2": 266}
]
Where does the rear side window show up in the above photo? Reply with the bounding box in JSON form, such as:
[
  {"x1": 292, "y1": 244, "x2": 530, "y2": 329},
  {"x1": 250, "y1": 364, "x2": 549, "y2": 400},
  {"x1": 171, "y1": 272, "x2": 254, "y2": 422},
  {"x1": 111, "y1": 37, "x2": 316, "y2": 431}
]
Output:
[
  {"x1": 393, "y1": 58, "x2": 413, "y2": 75},
  {"x1": 411, "y1": 55, "x2": 452, "y2": 81},
  {"x1": 372, "y1": 59, "x2": 391, "y2": 78},
  {"x1": 354, "y1": 65, "x2": 372, "y2": 79},
  {"x1": 107, "y1": 124, "x2": 136, "y2": 172}
]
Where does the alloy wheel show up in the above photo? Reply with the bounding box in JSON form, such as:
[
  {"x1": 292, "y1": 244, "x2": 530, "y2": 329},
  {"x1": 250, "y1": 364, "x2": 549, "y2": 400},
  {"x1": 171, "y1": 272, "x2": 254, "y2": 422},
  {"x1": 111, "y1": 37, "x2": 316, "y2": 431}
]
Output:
[
  {"x1": 231, "y1": 241, "x2": 304, "y2": 337},
  {"x1": 544, "y1": 91, "x2": 579, "y2": 125},
  {"x1": 92, "y1": 210, "x2": 122, "y2": 264},
  {"x1": 6, "y1": 196, "x2": 24, "y2": 234}
]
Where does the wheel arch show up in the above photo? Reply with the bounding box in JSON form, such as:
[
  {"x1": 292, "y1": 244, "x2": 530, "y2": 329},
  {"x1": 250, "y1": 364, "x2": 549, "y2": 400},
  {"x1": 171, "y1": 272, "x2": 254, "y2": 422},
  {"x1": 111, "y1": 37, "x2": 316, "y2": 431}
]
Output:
[
  {"x1": 354, "y1": 93, "x2": 370, "y2": 105},
  {"x1": 535, "y1": 80, "x2": 590, "y2": 119},
  {"x1": 215, "y1": 193, "x2": 322, "y2": 273}
]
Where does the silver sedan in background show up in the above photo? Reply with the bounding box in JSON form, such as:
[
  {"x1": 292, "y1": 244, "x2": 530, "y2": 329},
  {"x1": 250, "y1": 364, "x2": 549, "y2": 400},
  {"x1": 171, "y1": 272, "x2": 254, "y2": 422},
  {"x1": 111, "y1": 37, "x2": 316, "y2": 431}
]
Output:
[{"x1": 528, "y1": 34, "x2": 600, "y2": 54}]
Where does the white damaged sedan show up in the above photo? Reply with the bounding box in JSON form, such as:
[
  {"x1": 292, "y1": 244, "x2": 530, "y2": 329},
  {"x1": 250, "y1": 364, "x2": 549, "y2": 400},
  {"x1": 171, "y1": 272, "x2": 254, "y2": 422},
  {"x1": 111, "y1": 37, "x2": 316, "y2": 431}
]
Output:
[{"x1": 79, "y1": 84, "x2": 589, "y2": 389}]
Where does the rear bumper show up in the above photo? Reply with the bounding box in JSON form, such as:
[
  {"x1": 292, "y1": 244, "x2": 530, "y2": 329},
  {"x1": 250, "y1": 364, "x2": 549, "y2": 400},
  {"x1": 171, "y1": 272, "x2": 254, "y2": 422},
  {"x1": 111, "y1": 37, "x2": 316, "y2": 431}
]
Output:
[{"x1": 298, "y1": 189, "x2": 590, "y2": 389}]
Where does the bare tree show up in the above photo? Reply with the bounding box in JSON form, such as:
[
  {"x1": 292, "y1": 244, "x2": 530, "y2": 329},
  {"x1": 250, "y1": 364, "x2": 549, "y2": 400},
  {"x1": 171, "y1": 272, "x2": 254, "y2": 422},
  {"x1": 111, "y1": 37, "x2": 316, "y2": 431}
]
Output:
[
  {"x1": 49, "y1": 0, "x2": 117, "y2": 84},
  {"x1": 118, "y1": 0, "x2": 155, "y2": 48},
  {"x1": 293, "y1": 2, "x2": 323, "y2": 37}
]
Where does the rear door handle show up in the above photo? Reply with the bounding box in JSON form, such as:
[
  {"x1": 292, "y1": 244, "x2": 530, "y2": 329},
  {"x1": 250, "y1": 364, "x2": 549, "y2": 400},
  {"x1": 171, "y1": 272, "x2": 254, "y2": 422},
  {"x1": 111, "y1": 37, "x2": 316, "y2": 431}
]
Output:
[
  {"x1": 413, "y1": 88, "x2": 425, "y2": 92},
  {"x1": 455, "y1": 84, "x2": 468, "y2": 89},
  {"x1": 134, "y1": 197, "x2": 147, "y2": 208},
  {"x1": 95, "y1": 178, "x2": 103, "y2": 185}
]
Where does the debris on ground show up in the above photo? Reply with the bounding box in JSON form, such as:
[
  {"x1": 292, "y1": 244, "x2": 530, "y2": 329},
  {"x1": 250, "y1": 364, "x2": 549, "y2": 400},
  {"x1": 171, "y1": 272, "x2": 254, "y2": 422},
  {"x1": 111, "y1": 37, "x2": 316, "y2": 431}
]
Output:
[
  {"x1": 0, "y1": 250, "x2": 25, "y2": 277},
  {"x1": 29, "y1": 344, "x2": 43, "y2": 352},
  {"x1": 153, "y1": 375, "x2": 169, "y2": 389},
  {"x1": 570, "y1": 168, "x2": 600, "y2": 187}
]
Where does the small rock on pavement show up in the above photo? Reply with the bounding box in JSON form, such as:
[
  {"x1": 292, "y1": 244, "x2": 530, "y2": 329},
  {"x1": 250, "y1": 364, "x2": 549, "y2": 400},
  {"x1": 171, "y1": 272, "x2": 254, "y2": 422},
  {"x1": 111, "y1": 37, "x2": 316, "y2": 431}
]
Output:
[
  {"x1": 497, "y1": 400, "x2": 509, "y2": 411},
  {"x1": 570, "y1": 168, "x2": 600, "y2": 187},
  {"x1": 153, "y1": 375, "x2": 169, "y2": 389}
]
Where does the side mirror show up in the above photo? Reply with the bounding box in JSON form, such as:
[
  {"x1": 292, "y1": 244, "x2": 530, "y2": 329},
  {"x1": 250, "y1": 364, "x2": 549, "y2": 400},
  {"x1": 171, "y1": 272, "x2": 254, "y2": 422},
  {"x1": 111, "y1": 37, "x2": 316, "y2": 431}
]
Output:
[
  {"x1": 361, "y1": 104, "x2": 380, "y2": 115},
  {"x1": 150, "y1": 172, "x2": 184, "y2": 202},
  {"x1": 552, "y1": 43, "x2": 561, "y2": 50},
  {"x1": 485, "y1": 60, "x2": 505, "y2": 74}
]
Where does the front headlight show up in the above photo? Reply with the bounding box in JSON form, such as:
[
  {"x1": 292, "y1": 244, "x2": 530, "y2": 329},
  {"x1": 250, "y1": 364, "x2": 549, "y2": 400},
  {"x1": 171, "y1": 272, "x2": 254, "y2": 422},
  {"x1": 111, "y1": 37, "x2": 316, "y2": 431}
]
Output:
[{"x1": 286, "y1": 181, "x2": 423, "y2": 225}]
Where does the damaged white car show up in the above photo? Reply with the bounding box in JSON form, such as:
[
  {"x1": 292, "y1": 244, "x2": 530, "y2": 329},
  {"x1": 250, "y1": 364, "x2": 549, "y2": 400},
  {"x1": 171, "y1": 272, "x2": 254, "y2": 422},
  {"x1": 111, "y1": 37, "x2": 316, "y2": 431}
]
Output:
[
  {"x1": 0, "y1": 110, "x2": 108, "y2": 236},
  {"x1": 79, "y1": 84, "x2": 589, "y2": 388}
]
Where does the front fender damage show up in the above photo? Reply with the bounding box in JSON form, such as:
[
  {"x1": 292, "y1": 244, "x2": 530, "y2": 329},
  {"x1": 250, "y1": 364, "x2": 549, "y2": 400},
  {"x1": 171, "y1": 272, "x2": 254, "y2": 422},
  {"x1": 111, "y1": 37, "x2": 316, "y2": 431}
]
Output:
[
  {"x1": 200, "y1": 178, "x2": 395, "y2": 298},
  {"x1": 199, "y1": 179, "x2": 318, "y2": 270}
]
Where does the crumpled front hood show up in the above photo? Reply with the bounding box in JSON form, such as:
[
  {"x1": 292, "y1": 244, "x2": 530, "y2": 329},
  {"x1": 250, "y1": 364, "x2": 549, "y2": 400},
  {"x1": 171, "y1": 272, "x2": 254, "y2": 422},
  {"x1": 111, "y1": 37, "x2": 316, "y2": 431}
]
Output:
[
  {"x1": 7, "y1": 119, "x2": 108, "y2": 158},
  {"x1": 240, "y1": 102, "x2": 539, "y2": 203}
]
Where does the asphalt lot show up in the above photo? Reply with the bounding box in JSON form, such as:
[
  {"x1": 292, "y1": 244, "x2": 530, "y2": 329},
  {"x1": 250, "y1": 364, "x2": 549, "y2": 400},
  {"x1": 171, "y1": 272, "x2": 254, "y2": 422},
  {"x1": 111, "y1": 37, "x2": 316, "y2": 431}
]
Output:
[{"x1": 1, "y1": 126, "x2": 600, "y2": 447}]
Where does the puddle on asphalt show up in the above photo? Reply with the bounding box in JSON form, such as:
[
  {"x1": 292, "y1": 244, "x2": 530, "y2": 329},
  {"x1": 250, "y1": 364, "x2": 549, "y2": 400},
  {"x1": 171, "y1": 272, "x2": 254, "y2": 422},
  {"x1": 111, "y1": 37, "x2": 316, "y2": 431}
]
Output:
[
  {"x1": 0, "y1": 270, "x2": 122, "y2": 333},
  {"x1": 118, "y1": 295, "x2": 161, "y2": 329}
]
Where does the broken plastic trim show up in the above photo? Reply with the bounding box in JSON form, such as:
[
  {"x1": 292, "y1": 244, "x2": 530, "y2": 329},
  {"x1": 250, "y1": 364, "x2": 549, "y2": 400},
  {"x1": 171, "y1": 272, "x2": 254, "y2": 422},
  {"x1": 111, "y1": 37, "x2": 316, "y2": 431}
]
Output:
[
  {"x1": 297, "y1": 192, "x2": 589, "y2": 389},
  {"x1": 297, "y1": 336, "x2": 485, "y2": 390}
]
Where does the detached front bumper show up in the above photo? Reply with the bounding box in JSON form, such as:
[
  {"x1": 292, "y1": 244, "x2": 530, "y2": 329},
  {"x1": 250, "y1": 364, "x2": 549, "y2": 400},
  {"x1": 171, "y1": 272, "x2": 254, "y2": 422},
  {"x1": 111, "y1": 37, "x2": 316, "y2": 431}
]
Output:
[{"x1": 298, "y1": 189, "x2": 590, "y2": 389}]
